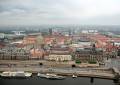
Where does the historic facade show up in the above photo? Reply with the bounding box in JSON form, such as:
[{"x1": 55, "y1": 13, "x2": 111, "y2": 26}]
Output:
[
  {"x1": 74, "y1": 48, "x2": 103, "y2": 62},
  {"x1": 0, "y1": 45, "x2": 29, "y2": 60},
  {"x1": 45, "y1": 46, "x2": 72, "y2": 61}
]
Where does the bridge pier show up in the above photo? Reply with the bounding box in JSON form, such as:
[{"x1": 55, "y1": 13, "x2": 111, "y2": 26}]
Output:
[
  {"x1": 111, "y1": 67, "x2": 120, "y2": 84},
  {"x1": 113, "y1": 74, "x2": 120, "y2": 84},
  {"x1": 90, "y1": 77, "x2": 94, "y2": 83},
  {"x1": 113, "y1": 79, "x2": 119, "y2": 83}
]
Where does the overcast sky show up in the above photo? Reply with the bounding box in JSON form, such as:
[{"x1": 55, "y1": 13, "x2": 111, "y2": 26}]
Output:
[{"x1": 0, "y1": 0, "x2": 120, "y2": 26}]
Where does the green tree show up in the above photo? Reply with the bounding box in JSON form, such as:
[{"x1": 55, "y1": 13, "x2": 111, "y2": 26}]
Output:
[
  {"x1": 75, "y1": 60, "x2": 81, "y2": 64},
  {"x1": 88, "y1": 60, "x2": 97, "y2": 64}
]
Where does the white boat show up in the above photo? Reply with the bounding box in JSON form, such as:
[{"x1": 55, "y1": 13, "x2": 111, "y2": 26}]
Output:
[
  {"x1": 1, "y1": 71, "x2": 32, "y2": 78},
  {"x1": 37, "y1": 73, "x2": 65, "y2": 80},
  {"x1": 1, "y1": 71, "x2": 11, "y2": 77},
  {"x1": 72, "y1": 75, "x2": 77, "y2": 78},
  {"x1": 37, "y1": 73, "x2": 49, "y2": 78}
]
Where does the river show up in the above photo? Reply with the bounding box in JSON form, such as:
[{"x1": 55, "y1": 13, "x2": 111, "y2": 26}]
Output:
[{"x1": 0, "y1": 77, "x2": 117, "y2": 85}]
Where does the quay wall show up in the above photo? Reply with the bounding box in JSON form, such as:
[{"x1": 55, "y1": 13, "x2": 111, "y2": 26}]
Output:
[{"x1": 0, "y1": 67, "x2": 115, "y2": 80}]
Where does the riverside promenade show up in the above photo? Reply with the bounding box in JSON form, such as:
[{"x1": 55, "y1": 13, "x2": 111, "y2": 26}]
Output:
[{"x1": 0, "y1": 60, "x2": 120, "y2": 80}]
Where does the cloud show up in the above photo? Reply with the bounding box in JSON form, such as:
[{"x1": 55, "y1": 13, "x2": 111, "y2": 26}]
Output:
[{"x1": 0, "y1": 0, "x2": 120, "y2": 25}]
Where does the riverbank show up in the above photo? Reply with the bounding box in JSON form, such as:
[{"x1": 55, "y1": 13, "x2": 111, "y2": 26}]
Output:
[
  {"x1": 0, "y1": 67, "x2": 116, "y2": 80},
  {"x1": 0, "y1": 60, "x2": 99, "y2": 68},
  {"x1": 0, "y1": 60, "x2": 120, "y2": 81}
]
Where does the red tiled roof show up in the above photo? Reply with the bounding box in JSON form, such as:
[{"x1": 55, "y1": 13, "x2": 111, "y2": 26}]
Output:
[{"x1": 0, "y1": 43, "x2": 5, "y2": 48}]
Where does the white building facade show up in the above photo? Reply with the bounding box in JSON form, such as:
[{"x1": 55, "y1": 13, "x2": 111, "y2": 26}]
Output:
[{"x1": 46, "y1": 54, "x2": 72, "y2": 61}]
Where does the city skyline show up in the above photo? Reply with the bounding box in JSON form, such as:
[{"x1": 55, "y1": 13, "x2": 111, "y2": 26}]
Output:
[{"x1": 0, "y1": 0, "x2": 120, "y2": 26}]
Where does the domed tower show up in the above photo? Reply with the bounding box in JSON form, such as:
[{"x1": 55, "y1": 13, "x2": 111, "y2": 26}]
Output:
[{"x1": 36, "y1": 34, "x2": 44, "y2": 48}]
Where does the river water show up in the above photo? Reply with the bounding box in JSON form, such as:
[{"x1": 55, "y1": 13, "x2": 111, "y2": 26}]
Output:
[{"x1": 0, "y1": 77, "x2": 116, "y2": 85}]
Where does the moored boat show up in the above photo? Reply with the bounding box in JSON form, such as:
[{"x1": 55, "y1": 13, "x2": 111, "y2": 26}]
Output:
[
  {"x1": 37, "y1": 73, "x2": 65, "y2": 80},
  {"x1": 0, "y1": 71, "x2": 32, "y2": 78},
  {"x1": 72, "y1": 74, "x2": 77, "y2": 78}
]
